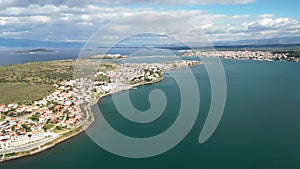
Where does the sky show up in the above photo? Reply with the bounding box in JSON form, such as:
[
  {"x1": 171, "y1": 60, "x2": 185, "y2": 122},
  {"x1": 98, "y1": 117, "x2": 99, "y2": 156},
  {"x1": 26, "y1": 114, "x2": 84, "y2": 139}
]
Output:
[{"x1": 0, "y1": 0, "x2": 299, "y2": 44}]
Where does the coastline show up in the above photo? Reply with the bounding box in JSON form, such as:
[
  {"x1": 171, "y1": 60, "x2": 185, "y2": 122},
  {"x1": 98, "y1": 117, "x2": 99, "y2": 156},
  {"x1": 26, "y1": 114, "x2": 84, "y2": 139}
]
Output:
[
  {"x1": 0, "y1": 74, "x2": 164, "y2": 163},
  {"x1": 0, "y1": 60, "x2": 201, "y2": 163}
]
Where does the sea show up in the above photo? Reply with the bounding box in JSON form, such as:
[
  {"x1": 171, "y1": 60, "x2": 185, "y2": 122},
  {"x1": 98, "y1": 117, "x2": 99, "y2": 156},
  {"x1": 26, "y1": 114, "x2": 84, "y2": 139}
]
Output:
[
  {"x1": 0, "y1": 48, "x2": 80, "y2": 66},
  {"x1": 1, "y1": 48, "x2": 300, "y2": 169}
]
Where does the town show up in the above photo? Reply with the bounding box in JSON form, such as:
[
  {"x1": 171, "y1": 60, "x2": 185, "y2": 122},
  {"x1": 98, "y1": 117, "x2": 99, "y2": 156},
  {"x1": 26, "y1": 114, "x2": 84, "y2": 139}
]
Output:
[
  {"x1": 0, "y1": 60, "x2": 200, "y2": 155},
  {"x1": 179, "y1": 50, "x2": 300, "y2": 62}
]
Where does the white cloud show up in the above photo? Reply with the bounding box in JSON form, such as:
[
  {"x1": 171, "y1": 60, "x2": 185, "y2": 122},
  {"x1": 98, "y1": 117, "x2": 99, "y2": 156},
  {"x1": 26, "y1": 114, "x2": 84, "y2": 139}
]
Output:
[
  {"x1": 0, "y1": 4, "x2": 299, "y2": 43},
  {"x1": 245, "y1": 17, "x2": 298, "y2": 29},
  {"x1": 31, "y1": 15, "x2": 51, "y2": 23},
  {"x1": 258, "y1": 14, "x2": 274, "y2": 18},
  {"x1": 0, "y1": 0, "x2": 256, "y2": 8},
  {"x1": 2, "y1": 30, "x2": 29, "y2": 36},
  {"x1": 0, "y1": 17, "x2": 7, "y2": 25}
]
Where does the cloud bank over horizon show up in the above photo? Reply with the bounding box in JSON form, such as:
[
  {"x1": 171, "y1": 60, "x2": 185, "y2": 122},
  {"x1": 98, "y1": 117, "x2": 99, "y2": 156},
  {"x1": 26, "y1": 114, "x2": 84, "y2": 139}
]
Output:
[{"x1": 0, "y1": 0, "x2": 299, "y2": 44}]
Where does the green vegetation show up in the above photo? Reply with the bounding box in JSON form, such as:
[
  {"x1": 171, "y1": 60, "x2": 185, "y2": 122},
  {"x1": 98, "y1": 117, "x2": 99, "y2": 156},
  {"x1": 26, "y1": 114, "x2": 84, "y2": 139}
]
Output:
[
  {"x1": 0, "y1": 83, "x2": 54, "y2": 105},
  {"x1": 21, "y1": 124, "x2": 32, "y2": 132},
  {"x1": 0, "y1": 60, "x2": 118, "y2": 105},
  {"x1": 55, "y1": 125, "x2": 62, "y2": 130},
  {"x1": 97, "y1": 62, "x2": 118, "y2": 71},
  {"x1": 1, "y1": 113, "x2": 5, "y2": 121},
  {"x1": 73, "y1": 61, "x2": 117, "y2": 79},
  {"x1": 145, "y1": 78, "x2": 152, "y2": 82},
  {"x1": 43, "y1": 123, "x2": 54, "y2": 131},
  {"x1": 62, "y1": 126, "x2": 83, "y2": 137},
  {"x1": 272, "y1": 50, "x2": 300, "y2": 58},
  {"x1": 5, "y1": 152, "x2": 16, "y2": 157},
  {"x1": 28, "y1": 113, "x2": 40, "y2": 121},
  {"x1": 0, "y1": 61, "x2": 74, "y2": 104},
  {"x1": 0, "y1": 61, "x2": 75, "y2": 85},
  {"x1": 94, "y1": 74, "x2": 110, "y2": 82},
  {"x1": 40, "y1": 125, "x2": 84, "y2": 149}
]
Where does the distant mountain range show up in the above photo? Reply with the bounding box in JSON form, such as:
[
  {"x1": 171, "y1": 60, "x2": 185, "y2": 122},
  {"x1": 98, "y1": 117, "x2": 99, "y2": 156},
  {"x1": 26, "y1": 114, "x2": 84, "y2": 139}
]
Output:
[
  {"x1": 213, "y1": 37, "x2": 300, "y2": 46},
  {"x1": 0, "y1": 36, "x2": 299, "y2": 49}
]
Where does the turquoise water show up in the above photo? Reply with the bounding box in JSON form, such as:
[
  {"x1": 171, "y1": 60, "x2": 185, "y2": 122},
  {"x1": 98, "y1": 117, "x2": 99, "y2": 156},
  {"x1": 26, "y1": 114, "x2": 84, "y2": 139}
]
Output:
[{"x1": 2, "y1": 59, "x2": 300, "y2": 169}]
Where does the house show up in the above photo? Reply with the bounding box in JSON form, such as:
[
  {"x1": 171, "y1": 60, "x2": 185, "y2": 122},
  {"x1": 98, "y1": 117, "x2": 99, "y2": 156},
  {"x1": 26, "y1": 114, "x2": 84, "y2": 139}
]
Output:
[
  {"x1": 30, "y1": 130, "x2": 45, "y2": 141},
  {"x1": 5, "y1": 127, "x2": 11, "y2": 133},
  {"x1": 62, "y1": 118, "x2": 77, "y2": 128},
  {"x1": 0, "y1": 135, "x2": 12, "y2": 149},
  {"x1": 50, "y1": 116, "x2": 59, "y2": 124},
  {"x1": 39, "y1": 116, "x2": 47, "y2": 123},
  {"x1": 54, "y1": 105, "x2": 61, "y2": 112},
  {"x1": 15, "y1": 125, "x2": 21, "y2": 130},
  {"x1": 0, "y1": 104, "x2": 7, "y2": 112},
  {"x1": 65, "y1": 100, "x2": 73, "y2": 106},
  {"x1": 7, "y1": 103, "x2": 18, "y2": 109},
  {"x1": 30, "y1": 125, "x2": 45, "y2": 141},
  {"x1": 18, "y1": 129, "x2": 26, "y2": 135}
]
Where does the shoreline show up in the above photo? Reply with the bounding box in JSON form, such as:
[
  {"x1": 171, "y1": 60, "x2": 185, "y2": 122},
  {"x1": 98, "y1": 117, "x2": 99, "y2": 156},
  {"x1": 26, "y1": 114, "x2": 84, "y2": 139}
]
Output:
[
  {"x1": 0, "y1": 75, "x2": 164, "y2": 163},
  {"x1": 0, "y1": 60, "x2": 200, "y2": 163}
]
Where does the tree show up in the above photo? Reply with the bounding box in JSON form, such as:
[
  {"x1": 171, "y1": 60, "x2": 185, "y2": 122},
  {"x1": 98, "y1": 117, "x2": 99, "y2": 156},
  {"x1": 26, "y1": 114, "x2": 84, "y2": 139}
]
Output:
[{"x1": 21, "y1": 124, "x2": 32, "y2": 132}]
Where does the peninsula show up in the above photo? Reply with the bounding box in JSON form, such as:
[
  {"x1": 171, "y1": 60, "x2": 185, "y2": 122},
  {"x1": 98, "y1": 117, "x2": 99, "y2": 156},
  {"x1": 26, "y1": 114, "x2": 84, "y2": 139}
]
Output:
[{"x1": 0, "y1": 59, "x2": 200, "y2": 162}]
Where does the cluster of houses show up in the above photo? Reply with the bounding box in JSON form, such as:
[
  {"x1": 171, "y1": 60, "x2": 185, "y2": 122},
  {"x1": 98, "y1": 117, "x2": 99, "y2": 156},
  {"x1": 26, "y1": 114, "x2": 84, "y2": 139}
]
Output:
[
  {"x1": 93, "y1": 60, "x2": 199, "y2": 94},
  {"x1": 0, "y1": 60, "x2": 199, "y2": 151},
  {"x1": 180, "y1": 50, "x2": 300, "y2": 62},
  {"x1": 0, "y1": 119, "x2": 48, "y2": 150},
  {"x1": 0, "y1": 78, "x2": 93, "y2": 150},
  {"x1": 0, "y1": 104, "x2": 39, "y2": 117}
]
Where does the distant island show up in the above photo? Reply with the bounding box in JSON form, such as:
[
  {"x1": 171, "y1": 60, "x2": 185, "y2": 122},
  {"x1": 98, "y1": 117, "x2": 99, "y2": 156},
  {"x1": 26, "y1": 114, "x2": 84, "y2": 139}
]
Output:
[{"x1": 16, "y1": 48, "x2": 57, "y2": 54}]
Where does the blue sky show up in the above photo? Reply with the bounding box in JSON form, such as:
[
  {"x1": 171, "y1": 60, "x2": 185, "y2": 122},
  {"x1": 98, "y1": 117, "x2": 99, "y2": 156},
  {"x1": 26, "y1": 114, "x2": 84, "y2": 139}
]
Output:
[
  {"x1": 197, "y1": 0, "x2": 300, "y2": 20},
  {"x1": 108, "y1": 0, "x2": 300, "y2": 19},
  {"x1": 170, "y1": 0, "x2": 300, "y2": 19},
  {"x1": 0, "y1": 0, "x2": 299, "y2": 44}
]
